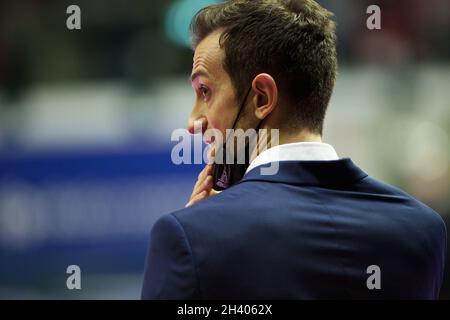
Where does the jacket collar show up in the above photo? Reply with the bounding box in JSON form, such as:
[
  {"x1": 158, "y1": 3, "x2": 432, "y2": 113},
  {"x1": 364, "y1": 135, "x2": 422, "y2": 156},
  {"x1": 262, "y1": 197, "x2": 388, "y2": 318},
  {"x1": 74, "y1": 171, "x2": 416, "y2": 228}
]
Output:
[
  {"x1": 239, "y1": 158, "x2": 368, "y2": 187},
  {"x1": 246, "y1": 142, "x2": 339, "y2": 174}
]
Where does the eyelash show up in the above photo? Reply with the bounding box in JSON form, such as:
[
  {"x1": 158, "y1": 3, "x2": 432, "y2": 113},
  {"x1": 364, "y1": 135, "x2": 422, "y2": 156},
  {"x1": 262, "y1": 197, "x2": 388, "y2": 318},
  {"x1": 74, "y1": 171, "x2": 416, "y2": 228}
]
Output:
[{"x1": 199, "y1": 85, "x2": 210, "y2": 101}]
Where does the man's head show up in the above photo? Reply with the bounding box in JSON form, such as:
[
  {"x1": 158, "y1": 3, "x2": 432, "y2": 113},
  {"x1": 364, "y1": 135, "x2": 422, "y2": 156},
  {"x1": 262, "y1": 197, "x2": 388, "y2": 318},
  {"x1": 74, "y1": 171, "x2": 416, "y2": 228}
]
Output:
[{"x1": 188, "y1": 0, "x2": 337, "y2": 140}]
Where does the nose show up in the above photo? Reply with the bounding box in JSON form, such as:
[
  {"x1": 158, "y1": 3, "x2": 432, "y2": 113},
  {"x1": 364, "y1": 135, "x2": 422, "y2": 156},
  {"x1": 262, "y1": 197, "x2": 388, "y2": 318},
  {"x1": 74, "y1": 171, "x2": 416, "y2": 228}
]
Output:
[{"x1": 187, "y1": 103, "x2": 208, "y2": 135}]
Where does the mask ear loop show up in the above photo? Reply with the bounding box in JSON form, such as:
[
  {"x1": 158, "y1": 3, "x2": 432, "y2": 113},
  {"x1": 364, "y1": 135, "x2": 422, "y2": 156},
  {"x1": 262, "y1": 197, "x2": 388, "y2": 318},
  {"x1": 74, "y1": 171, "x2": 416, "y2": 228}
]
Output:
[
  {"x1": 223, "y1": 86, "x2": 264, "y2": 163},
  {"x1": 214, "y1": 87, "x2": 252, "y2": 166},
  {"x1": 226, "y1": 86, "x2": 253, "y2": 143},
  {"x1": 251, "y1": 114, "x2": 264, "y2": 162},
  {"x1": 211, "y1": 87, "x2": 253, "y2": 190}
]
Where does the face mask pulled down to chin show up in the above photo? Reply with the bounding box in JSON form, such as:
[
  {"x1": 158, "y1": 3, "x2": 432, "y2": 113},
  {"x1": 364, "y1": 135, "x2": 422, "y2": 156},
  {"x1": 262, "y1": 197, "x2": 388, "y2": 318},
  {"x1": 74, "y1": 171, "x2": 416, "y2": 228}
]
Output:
[
  {"x1": 210, "y1": 86, "x2": 261, "y2": 191},
  {"x1": 211, "y1": 139, "x2": 252, "y2": 191}
]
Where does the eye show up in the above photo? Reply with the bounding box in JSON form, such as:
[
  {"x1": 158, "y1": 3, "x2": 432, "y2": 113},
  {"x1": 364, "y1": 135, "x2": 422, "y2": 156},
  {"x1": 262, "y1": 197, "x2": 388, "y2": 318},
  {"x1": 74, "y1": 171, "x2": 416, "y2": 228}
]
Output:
[{"x1": 199, "y1": 85, "x2": 210, "y2": 100}]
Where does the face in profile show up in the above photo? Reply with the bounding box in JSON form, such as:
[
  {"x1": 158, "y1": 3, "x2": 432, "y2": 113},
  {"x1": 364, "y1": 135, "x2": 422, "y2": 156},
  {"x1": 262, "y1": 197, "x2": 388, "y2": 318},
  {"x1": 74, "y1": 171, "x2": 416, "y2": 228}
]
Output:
[{"x1": 188, "y1": 30, "x2": 242, "y2": 149}]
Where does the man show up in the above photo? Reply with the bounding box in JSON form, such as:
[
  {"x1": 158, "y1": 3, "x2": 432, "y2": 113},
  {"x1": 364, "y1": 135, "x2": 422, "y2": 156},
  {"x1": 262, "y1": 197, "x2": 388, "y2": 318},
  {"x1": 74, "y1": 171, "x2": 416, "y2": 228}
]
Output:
[{"x1": 141, "y1": 0, "x2": 446, "y2": 299}]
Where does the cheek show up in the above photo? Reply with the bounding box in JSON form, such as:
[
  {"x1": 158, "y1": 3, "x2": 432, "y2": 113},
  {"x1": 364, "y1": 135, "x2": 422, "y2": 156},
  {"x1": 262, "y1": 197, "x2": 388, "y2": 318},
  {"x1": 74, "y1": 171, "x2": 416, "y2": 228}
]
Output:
[
  {"x1": 206, "y1": 113, "x2": 227, "y2": 143},
  {"x1": 206, "y1": 91, "x2": 236, "y2": 136}
]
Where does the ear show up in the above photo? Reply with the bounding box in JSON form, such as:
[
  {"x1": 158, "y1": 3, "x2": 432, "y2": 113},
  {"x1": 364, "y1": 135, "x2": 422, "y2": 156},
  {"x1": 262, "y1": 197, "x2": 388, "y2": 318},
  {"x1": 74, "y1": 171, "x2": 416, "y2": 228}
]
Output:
[{"x1": 251, "y1": 73, "x2": 278, "y2": 120}]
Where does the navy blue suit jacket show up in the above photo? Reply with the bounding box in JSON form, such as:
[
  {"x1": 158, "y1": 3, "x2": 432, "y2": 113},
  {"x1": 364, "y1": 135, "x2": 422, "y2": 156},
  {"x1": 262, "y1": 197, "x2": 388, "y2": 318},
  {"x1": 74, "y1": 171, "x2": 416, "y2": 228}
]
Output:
[{"x1": 141, "y1": 159, "x2": 447, "y2": 299}]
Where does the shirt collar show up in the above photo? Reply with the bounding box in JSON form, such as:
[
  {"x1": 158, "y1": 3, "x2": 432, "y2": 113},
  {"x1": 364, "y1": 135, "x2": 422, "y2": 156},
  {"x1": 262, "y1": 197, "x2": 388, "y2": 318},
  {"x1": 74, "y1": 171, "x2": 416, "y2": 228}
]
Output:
[{"x1": 245, "y1": 142, "x2": 339, "y2": 174}]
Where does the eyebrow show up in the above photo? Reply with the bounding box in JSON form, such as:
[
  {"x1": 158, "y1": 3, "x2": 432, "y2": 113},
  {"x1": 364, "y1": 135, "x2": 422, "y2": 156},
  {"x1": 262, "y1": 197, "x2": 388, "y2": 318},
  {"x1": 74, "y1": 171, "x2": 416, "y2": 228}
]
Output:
[{"x1": 190, "y1": 70, "x2": 210, "y2": 83}]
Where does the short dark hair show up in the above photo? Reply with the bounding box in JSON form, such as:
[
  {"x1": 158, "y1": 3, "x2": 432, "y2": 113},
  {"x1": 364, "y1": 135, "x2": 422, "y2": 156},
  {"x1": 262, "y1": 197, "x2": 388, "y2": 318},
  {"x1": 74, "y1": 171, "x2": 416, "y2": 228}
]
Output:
[{"x1": 191, "y1": 0, "x2": 337, "y2": 134}]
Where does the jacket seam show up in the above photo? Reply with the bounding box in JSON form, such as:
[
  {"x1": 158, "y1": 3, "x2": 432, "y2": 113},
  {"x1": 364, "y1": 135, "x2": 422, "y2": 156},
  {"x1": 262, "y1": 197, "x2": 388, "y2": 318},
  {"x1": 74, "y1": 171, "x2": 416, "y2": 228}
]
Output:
[
  {"x1": 311, "y1": 190, "x2": 354, "y2": 298},
  {"x1": 169, "y1": 213, "x2": 203, "y2": 299}
]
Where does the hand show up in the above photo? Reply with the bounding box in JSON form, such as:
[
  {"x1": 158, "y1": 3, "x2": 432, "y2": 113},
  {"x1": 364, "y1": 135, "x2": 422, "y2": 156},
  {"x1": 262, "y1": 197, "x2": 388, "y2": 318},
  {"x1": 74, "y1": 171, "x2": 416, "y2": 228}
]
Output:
[{"x1": 185, "y1": 164, "x2": 220, "y2": 208}]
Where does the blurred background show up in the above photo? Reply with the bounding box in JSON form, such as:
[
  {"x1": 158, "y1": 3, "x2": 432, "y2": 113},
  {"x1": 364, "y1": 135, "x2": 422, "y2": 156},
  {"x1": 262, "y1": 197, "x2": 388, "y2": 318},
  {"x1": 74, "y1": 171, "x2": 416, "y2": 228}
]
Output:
[{"x1": 0, "y1": 0, "x2": 449, "y2": 299}]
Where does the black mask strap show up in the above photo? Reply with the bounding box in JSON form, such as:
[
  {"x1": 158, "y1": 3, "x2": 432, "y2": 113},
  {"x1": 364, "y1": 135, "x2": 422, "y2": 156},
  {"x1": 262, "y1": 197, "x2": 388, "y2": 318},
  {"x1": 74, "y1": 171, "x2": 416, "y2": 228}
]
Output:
[
  {"x1": 212, "y1": 87, "x2": 261, "y2": 191},
  {"x1": 227, "y1": 86, "x2": 253, "y2": 141}
]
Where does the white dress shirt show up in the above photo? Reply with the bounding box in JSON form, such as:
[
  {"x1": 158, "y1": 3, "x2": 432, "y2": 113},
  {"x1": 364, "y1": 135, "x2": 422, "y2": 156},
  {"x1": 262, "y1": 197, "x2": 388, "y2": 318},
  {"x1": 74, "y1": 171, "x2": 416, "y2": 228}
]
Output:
[{"x1": 245, "y1": 142, "x2": 339, "y2": 174}]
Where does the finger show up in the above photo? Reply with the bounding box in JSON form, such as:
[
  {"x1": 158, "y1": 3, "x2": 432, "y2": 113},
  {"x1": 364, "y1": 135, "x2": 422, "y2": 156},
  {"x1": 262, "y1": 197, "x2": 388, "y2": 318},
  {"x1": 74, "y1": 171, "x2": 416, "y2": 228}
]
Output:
[
  {"x1": 196, "y1": 164, "x2": 212, "y2": 184},
  {"x1": 185, "y1": 190, "x2": 208, "y2": 208},
  {"x1": 203, "y1": 175, "x2": 213, "y2": 191},
  {"x1": 190, "y1": 174, "x2": 213, "y2": 199},
  {"x1": 192, "y1": 165, "x2": 212, "y2": 192},
  {"x1": 210, "y1": 188, "x2": 220, "y2": 196},
  {"x1": 207, "y1": 145, "x2": 216, "y2": 163}
]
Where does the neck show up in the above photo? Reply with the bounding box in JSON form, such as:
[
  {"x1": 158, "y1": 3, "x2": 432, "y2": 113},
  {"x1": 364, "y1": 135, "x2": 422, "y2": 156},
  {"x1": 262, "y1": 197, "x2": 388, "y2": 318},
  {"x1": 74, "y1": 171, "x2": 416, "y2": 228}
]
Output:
[
  {"x1": 278, "y1": 129, "x2": 322, "y2": 145},
  {"x1": 251, "y1": 127, "x2": 322, "y2": 162}
]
